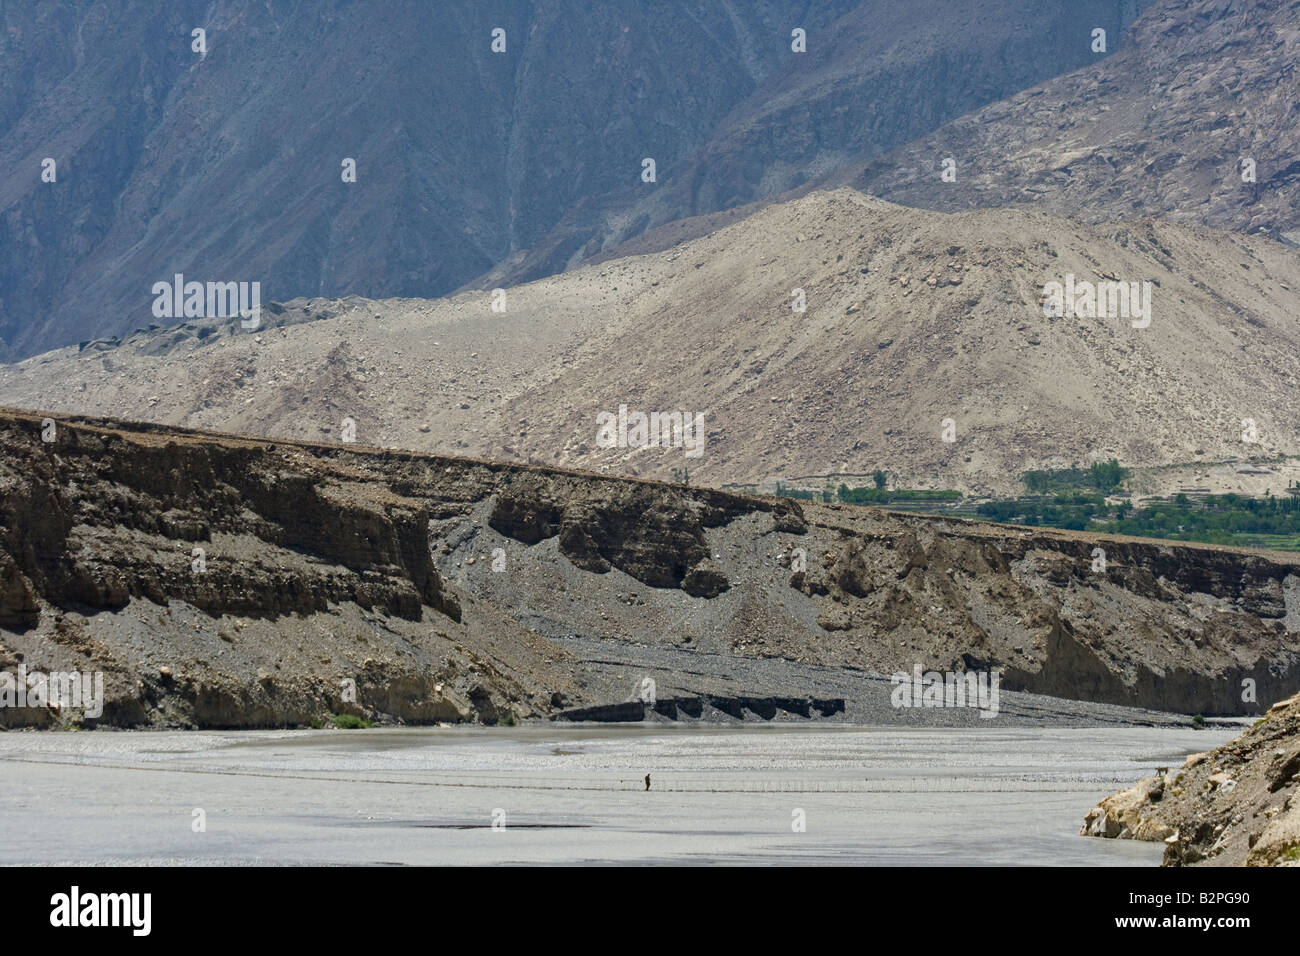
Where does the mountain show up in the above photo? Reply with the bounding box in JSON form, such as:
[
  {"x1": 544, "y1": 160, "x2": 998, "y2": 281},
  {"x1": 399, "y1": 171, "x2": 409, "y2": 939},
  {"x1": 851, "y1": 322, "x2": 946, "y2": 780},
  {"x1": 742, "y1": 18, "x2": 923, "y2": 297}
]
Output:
[
  {"x1": 0, "y1": 0, "x2": 1150, "y2": 357},
  {"x1": 4, "y1": 189, "x2": 1299, "y2": 495},
  {"x1": 3, "y1": 408, "x2": 1298, "y2": 728},
  {"x1": 855, "y1": 0, "x2": 1300, "y2": 240}
]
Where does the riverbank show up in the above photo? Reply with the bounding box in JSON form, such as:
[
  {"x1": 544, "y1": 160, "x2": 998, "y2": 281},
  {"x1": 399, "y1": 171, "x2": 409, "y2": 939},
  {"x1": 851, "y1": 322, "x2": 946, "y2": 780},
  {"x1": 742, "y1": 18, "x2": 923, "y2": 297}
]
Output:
[{"x1": 1082, "y1": 691, "x2": 1300, "y2": 865}]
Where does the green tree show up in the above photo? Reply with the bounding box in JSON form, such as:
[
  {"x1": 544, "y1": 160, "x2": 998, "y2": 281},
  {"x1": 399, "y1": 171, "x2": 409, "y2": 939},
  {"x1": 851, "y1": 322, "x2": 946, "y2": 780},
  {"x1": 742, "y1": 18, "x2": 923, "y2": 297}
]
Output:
[
  {"x1": 1089, "y1": 458, "x2": 1126, "y2": 492},
  {"x1": 873, "y1": 469, "x2": 887, "y2": 490}
]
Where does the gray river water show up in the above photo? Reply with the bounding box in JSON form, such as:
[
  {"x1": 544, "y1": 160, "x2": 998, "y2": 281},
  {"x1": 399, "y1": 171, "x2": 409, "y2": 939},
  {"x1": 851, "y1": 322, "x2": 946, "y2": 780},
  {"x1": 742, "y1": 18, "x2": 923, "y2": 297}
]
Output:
[{"x1": 0, "y1": 724, "x2": 1236, "y2": 865}]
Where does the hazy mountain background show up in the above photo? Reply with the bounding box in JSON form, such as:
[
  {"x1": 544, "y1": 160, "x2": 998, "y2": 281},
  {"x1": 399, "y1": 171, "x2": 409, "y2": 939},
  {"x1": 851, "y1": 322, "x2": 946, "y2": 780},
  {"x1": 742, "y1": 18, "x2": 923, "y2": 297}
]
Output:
[{"x1": 1, "y1": 0, "x2": 1151, "y2": 357}]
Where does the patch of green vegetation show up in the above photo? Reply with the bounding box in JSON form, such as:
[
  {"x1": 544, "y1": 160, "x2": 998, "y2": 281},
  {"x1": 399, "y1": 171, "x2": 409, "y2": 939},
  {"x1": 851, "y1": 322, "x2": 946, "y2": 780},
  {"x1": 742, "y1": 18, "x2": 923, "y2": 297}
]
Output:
[
  {"x1": 972, "y1": 478, "x2": 1300, "y2": 550},
  {"x1": 308, "y1": 718, "x2": 324, "y2": 729},
  {"x1": 1192, "y1": 714, "x2": 1205, "y2": 729},
  {"x1": 835, "y1": 484, "x2": 961, "y2": 505},
  {"x1": 1111, "y1": 494, "x2": 1300, "y2": 544},
  {"x1": 498, "y1": 710, "x2": 517, "y2": 727},
  {"x1": 1283, "y1": 845, "x2": 1300, "y2": 863},
  {"x1": 1225, "y1": 533, "x2": 1300, "y2": 553},
  {"x1": 331, "y1": 713, "x2": 374, "y2": 729},
  {"x1": 773, "y1": 482, "x2": 818, "y2": 501},
  {"x1": 977, "y1": 491, "x2": 1106, "y2": 531},
  {"x1": 774, "y1": 465, "x2": 1300, "y2": 553},
  {"x1": 773, "y1": 482, "x2": 962, "y2": 505},
  {"x1": 1021, "y1": 459, "x2": 1128, "y2": 494}
]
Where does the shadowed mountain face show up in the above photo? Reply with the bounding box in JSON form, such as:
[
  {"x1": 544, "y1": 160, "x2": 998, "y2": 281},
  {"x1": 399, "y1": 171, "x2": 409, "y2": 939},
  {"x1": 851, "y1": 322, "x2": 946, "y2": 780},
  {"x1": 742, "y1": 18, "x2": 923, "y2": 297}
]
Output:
[
  {"x1": 0, "y1": 0, "x2": 1149, "y2": 358},
  {"x1": 855, "y1": 0, "x2": 1300, "y2": 240}
]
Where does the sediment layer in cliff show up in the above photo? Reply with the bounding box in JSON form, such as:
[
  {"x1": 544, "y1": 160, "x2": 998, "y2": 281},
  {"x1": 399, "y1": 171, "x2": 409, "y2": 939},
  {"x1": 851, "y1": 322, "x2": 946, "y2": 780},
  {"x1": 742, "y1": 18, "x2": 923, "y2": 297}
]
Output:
[{"x1": 2, "y1": 408, "x2": 1299, "y2": 728}]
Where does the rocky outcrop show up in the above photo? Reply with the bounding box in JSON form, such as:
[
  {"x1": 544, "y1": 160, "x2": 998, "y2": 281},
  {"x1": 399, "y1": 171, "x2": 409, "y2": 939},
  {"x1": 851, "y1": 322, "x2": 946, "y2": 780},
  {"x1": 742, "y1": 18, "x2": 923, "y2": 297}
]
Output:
[
  {"x1": 1083, "y1": 691, "x2": 1300, "y2": 866},
  {"x1": 0, "y1": 413, "x2": 556, "y2": 728},
  {"x1": 489, "y1": 471, "x2": 801, "y2": 594},
  {"x1": 0, "y1": 418, "x2": 460, "y2": 624},
  {"x1": 1081, "y1": 775, "x2": 1177, "y2": 843},
  {"x1": 788, "y1": 515, "x2": 1300, "y2": 714}
]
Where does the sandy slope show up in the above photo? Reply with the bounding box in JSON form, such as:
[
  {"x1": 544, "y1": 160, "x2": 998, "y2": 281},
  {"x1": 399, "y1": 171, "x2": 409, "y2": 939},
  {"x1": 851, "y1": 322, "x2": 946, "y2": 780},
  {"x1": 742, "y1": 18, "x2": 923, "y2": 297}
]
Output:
[{"x1": 2, "y1": 190, "x2": 1299, "y2": 494}]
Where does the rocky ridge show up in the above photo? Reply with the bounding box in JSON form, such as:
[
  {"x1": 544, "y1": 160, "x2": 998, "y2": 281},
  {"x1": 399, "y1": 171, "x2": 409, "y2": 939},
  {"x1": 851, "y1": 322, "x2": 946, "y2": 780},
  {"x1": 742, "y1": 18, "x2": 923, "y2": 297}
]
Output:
[
  {"x1": 2, "y1": 408, "x2": 1300, "y2": 728},
  {"x1": 3, "y1": 190, "x2": 1299, "y2": 496},
  {"x1": 855, "y1": 0, "x2": 1300, "y2": 240}
]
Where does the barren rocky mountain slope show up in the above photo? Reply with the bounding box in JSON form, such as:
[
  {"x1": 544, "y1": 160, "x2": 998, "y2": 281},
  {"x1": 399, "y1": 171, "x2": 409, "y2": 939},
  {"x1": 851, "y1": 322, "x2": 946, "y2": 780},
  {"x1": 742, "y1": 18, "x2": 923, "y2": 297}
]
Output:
[
  {"x1": 3, "y1": 190, "x2": 1299, "y2": 496},
  {"x1": 854, "y1": 0, "x2": 1300, "y2": 241},
  {"x1": 467, "y1": 0, "x2": 1154, "y2": 292},
  {"x1": 0, "y1": 0, "x2": 1149, "y2": 357},
  {"x1": 476, "y1": 0, "x2": 1300, "y2": 293},
  {"x1": 1083, "y1": 690, "x2": 1300, "y2": 866},
  {"x1": 2, "y1": 408, "x2": 1299, "y2": 729}
]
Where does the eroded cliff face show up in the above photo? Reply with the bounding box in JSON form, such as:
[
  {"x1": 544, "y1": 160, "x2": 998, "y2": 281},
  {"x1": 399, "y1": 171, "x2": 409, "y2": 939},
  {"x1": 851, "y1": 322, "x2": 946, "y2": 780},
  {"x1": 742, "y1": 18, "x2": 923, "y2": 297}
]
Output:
[
  {"x1": 791, "y1": 525, "x2": 1300, "y2": 714},
  {"x1": 487, "y1": 471, "x2": 797, "y2": 596},
  {"x1": 0, "y1": 416, "x2": 460, "y2": 624},
  {"x1": 1, "y1": 408, "x2": 1298, "y2": 728},
  {"x1": 0, "y1": 411, "x2": 567, "y2": 728}
]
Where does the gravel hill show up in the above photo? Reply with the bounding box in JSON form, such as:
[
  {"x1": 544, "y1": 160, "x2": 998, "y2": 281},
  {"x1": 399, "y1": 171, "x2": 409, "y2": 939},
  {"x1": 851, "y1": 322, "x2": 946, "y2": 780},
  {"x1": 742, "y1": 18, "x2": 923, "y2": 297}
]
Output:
[
  {"x1": 3, "y1": 190, "x2": 1298, "y2": 495},
  {"x1": 0, "y1": 0, "x2": 1148, "y2": 357}
]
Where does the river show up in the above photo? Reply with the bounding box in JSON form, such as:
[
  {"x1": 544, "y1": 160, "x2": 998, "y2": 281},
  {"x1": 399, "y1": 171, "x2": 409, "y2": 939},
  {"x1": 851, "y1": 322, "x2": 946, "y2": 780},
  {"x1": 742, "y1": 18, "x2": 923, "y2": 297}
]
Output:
[{"x1": 0, "y1": 724, "x2": 1238, "y2": 865}]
